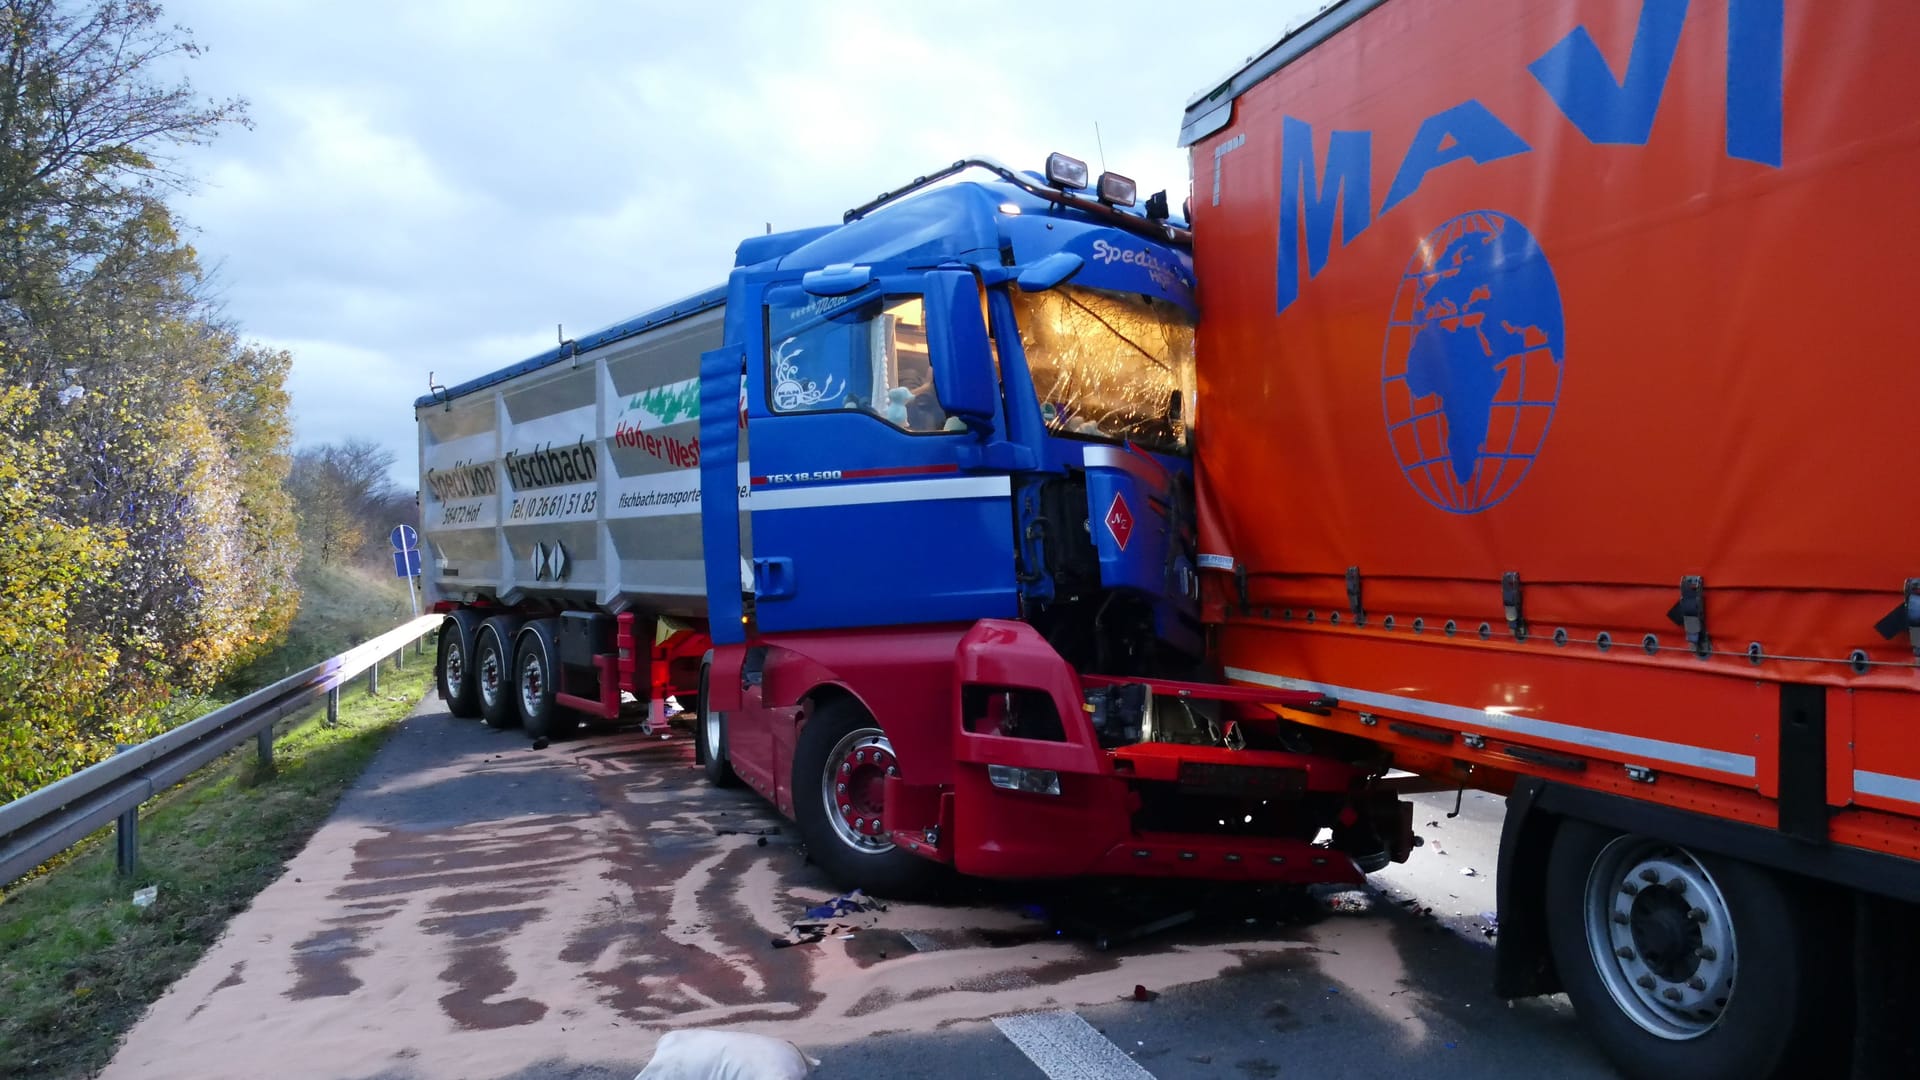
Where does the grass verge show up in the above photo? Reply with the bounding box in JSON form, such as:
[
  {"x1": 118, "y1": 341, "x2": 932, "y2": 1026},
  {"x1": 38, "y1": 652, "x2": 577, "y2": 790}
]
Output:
[{"x1": 0, "y1": 659, "x2": 434, "y2": 1079}]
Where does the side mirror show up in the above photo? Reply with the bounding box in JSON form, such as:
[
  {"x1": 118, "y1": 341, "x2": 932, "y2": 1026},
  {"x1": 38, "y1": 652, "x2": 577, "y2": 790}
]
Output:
[
  {"x1": 801, "y1": 263, "x2": 872, "y2": 296},
  {"x1": 1015, "y1": 251, "x2": 1084, "y2": 293},
  {"x1": 922, "y1": 270, "x2": 997, "y2": 432}
]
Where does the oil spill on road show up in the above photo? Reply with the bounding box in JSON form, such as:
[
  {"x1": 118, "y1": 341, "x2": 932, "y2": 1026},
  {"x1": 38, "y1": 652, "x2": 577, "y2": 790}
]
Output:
[{"x1": 287, "y1": 926, "x2": 372, "y2": 1000}]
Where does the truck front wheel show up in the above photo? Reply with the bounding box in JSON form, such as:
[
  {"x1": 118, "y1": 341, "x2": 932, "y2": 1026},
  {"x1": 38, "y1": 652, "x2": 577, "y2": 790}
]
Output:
[
  {"x1": 1545, "y1": 819, "x2": 1835, "y2": 1080},
  {"x1": 693, "y1": 663, "x2": 737, "y2": 787},
  {"x1": 792, "y1": 699, "x2": 939, "y2": 899}
]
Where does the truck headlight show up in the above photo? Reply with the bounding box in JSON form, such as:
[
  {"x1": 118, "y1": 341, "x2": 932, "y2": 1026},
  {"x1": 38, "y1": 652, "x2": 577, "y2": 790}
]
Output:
[
  {"x1": 1097, "y1": 171, "x2": 1137, "y2": 207},
  {"x1": 987, "y1": 764, "x2": 1062, "y2": 796},
  {"x1": 1045, "y1": 152, "x2": 1089, "y2": 190}
]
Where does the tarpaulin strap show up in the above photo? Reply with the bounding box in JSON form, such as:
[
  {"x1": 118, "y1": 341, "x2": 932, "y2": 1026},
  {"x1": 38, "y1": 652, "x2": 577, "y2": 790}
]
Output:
[
  {"x1": 1872, "y1": 578, "x2": 1920, "y2": 659},
  {"x1": 1502, "y1": 571, "x2": 1526, "y2": 641},
  {"x1": 1667, "y1": 576, "x2": 1709, "y2": 658},
  {"x1": 1346, "y1": 566, "x2": 1365, "y2": 626}
]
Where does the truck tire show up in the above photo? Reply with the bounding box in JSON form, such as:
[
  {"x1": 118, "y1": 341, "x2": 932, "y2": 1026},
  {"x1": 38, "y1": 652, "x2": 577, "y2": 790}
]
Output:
[
  {"x1": 436, "y1": 613, "x2": 481, "y2": 719},
  {"x1": 1544, "y1": 819, "x2": 1834, "y2": 1080},
  {"x1": 791, "y1": 698, "x2": 940, "y2": 899},
  {"x1": 475, "y1": 616, "x2": 522, "y2": 729},
  {"x1": 694, "y1": 663, "x2": 737, "y2": 787},
  {"x1": 514, "y1": 620, "x2": 566, "y2": 742}
]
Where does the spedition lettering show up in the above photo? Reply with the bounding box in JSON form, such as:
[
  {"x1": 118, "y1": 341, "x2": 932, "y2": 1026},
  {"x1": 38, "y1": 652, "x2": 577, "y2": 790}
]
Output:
[
  {"x1": 1207, "y1": 0, "x2": 1787, "y2": 314},
  {"x1": 426, "y1": 460, "x2": 496, "y2": 502},
  {"x1": 505, "y1": 439, "x2": 598, "y2": 490}
]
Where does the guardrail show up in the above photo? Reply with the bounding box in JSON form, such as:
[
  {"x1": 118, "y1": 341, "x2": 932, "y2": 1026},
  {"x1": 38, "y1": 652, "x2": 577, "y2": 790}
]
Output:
[{"x1": 0, "y1": 614, "x2": 442, "y2": 887}]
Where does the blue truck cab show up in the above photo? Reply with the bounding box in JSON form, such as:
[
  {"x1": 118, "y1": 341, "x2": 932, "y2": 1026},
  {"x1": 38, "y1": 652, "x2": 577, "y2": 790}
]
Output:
[{"x1": 699, "y1": 156, "x2": 1203, "y2": 670}]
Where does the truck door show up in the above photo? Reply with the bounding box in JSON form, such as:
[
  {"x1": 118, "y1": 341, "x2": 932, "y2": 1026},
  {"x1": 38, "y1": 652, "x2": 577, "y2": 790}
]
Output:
[{"x1": 746, "y1": 279, "x2": 1018, "y2": 633}]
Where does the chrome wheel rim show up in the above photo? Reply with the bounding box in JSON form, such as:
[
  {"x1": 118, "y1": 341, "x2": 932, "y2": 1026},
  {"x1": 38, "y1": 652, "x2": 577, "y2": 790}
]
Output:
[
  {"x1": 479, "y1": 638, "x2": 502, "y2": 708},
  {"x1": 705, "y1": 705, "x2": 723, "y2": 762},
  {"x1": 820, "y1": 726, "x2": 896, "y2": 855},
  {"x1": 445, "y1": 638, "x2": 466, "y2": 695},
  {"x1": 1583, "y1": 835, "x2": 1737, "y2": 1040},
  {"x1": 519, "y1": 651, "x2": 545, "y2": 719}
]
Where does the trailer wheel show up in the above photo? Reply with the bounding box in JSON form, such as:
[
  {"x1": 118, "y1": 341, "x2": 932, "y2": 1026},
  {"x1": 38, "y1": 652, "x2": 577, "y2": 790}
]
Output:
[
  {"x1": 514, "y1": 620, "x2": 566, "y2": 742},
  {"x1": 436, "y1": 615, "x2": 480, "y2": 719},
  {"x1": 694, "y1": 663, "x2": 737, "y2": 787},
  {"x1": 792, "y1": 698, "x2": 939, "y2": 898},
  {"x1": 475, "y1": 616, "x2": 522, "y2": 729},
  {"x1": 1545, "y1": 819, "x2": 1832, "y2": 1080}
]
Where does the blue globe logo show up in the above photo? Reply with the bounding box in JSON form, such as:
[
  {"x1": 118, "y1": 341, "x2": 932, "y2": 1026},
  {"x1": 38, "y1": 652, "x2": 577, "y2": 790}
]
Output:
[{"x1": 1380, "y1": 211, "x2": 1566, "y2": 514}]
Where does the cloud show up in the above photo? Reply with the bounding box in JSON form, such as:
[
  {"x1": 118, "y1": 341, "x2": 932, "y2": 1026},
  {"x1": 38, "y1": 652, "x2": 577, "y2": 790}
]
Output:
[{"x1": 164, "y1": 0, "x2": 1328, "y2": 486}]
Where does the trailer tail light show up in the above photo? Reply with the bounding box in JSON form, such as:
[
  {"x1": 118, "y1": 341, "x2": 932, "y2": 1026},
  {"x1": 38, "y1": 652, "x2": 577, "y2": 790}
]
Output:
[
  {"x1": 987, "y1": 764, "x2": 1062, "y2": 796},
  {"x1": 1096, "y1": 171, "x2": 1136, "y2": 207},
  {"x1": 1044, "y1": 152, "x2": 1088, "y2": 189}
]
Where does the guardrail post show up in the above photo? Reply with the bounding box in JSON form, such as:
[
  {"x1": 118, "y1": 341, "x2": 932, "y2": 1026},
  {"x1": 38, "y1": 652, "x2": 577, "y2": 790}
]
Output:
[
  {"x1": 114, "y1": 743, "x2": 139, "y2": 877},
  {"x1": 256, "y1": 726, "x2": 274, "y2": 770},
  {"x1": 327, "y1": 686, "x2": 339, "y2": 726},
  {"x1": 370, "y1": 661, "x2": 380, "y2": 696},
  {"x1": 395, "y1": 647, "x2": 404, "y2": 672}
]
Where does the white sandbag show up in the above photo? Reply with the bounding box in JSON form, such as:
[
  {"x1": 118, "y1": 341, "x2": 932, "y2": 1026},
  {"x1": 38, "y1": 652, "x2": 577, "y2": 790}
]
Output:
[{"x1": 634, "y1": 1028, "x2": 821, "y2": 1079}]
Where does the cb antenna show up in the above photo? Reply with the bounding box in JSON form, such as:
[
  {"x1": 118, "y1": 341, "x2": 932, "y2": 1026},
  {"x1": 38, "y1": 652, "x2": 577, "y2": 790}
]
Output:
[{"x1": 1094, "y1": 121, "x2": 1107, "y2": 173}]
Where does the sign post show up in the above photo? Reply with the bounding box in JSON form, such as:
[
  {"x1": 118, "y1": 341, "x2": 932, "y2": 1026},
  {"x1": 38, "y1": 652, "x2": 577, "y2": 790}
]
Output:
[{"x1": 390, "y1": 524, "x2": 422, "y2": 617}]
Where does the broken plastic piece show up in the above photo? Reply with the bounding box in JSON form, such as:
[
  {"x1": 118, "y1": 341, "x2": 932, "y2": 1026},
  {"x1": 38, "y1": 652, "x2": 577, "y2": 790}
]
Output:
[{"x1": 132, "y1": 886, "x2": 157, "y2": 909}]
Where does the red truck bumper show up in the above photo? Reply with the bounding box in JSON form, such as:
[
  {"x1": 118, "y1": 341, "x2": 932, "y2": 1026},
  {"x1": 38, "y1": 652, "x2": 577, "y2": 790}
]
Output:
[{"x1": 880, "y1": 618, "x2": 1411, "y2": 886}]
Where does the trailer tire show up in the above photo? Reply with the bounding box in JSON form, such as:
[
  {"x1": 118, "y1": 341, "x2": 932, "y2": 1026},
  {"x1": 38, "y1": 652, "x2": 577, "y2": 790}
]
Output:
[
  {"x1": 476, "y1": 616, "x2": 522, "y2": 729},
  {"x1": 1545, "y1": 818, "x2": 1834, "y2": 1080},
  {"x1": 694, "y1": 664, "x2": 737, "y2": 787},
  {"x1": 792, "y1": 698, "x2": 940, "y2": 899},
  {"x1": 436, "y1": 613, "x2": 481, "y2": 719},
  {"x1": 514, "y1": 620, "x2": 567, "y2": 742}
]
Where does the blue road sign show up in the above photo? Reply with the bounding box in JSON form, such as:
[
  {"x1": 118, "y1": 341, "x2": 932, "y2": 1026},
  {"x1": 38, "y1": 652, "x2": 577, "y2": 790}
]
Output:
[
  {"x1": 390, "y1": 524, "x2": 419, "y2": 552},
  {"x1": 393, "y1": 549, "x2": 422, "y2": 578}
]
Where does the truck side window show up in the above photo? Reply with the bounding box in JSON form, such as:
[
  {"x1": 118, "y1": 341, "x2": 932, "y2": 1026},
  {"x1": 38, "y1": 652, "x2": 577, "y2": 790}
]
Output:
[{"x1": 765, "y1": 294, "x2": 958, "y2": 434}]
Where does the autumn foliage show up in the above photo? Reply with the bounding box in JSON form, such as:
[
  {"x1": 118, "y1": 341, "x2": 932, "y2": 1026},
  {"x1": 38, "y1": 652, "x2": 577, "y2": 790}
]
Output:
[{"x1": 0, "y1": 1, "x2": 304, "y2": 800}]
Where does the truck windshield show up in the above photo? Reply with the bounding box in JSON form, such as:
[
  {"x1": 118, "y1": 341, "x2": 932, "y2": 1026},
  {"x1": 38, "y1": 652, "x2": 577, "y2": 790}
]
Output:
[{"x1": 1010, "y1": 285, "x2": 1196, "y2": 454}]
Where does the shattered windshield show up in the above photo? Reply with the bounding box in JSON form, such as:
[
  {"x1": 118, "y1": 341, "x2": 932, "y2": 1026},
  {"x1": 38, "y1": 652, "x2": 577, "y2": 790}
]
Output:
[{"x1": 1010, "y1": 285, "x2": 1196, "y2": 454}]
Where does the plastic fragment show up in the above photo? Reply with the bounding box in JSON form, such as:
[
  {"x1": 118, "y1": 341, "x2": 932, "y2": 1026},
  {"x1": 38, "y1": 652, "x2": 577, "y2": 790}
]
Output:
[
  {"x1": 132, "y1": 886, "x2": 157, "y2": 909},
  {"x1": 1130, "y1": 984, "x2": 1159, "y2": 1002},
  {"x1": 1459, "y1": 866, "x2": 1478, "y2": 877}
]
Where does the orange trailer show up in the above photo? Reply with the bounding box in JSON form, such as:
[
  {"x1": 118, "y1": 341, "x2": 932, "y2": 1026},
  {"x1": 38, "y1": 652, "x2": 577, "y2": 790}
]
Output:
[{"x1": 1180, "y1": 2, "x2": 1920, "y2": 1076}]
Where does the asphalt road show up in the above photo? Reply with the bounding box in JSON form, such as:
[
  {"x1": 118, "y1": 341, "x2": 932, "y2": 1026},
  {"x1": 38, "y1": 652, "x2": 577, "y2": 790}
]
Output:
[{"x1": 101, "y1": 696, "x2": 1619, "y2": 1080}]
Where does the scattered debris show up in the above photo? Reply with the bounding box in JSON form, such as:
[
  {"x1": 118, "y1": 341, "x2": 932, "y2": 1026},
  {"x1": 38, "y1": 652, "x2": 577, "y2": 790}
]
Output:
[
  {"x1": 132, "y1": 886, "x2": 157, "y2": 909},
  {"x1": 1425, "y1": 820, "x2": 1441, "y2": 828},
  {"x1": 1480, "y1": 911, "x2": 1500, "y2": 936},
  {"x1": 771, "y1": 927, "x2": 826, "y2": 950},
  {"x1": 1458, "y1": 867, "x2": 1478, "y2": 877},
  {"x1": 1129, "y1": 984, "x2": 1159, "y2": 1002},
  {"x1": 1189, "y1": 1053, "x2": 1214, "y2": 1065},
  {"x1": 1314, "y1": 887, "x2": 1374, "y2": 914},
  {"x1": 805, "y1": 889, "x2": 883, "y2": 921},
  {"x1": 634, "y1": 1029, "x2": 820, "y2": 1079},
  {"x1": 531, "y1": 737, "x2": 549, "y2": 750},
  {"x1": 757, "y1": 836, "x2": 768, "y2": 847},
  {"x1": 715, "y1": 826, "x2": 779, "y2": 837}
]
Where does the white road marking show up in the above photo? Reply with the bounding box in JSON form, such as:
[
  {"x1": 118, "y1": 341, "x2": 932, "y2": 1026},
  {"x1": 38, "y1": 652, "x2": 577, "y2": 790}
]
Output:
[{"x1": 994, "y1": 1010, "x2": 1156, "y2": 1080}]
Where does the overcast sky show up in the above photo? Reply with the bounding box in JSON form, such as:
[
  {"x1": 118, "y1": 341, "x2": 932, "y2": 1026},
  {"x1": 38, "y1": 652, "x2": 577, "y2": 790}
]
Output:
[{"x1": 163, "y1": 0, "x2": 1326, "y2": 487}]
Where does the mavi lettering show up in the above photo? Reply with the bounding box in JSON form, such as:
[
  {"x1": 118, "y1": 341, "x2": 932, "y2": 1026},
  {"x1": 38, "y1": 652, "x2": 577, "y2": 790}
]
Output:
[{"x1": 1268, "y1": 0, "x2": 1786, "y2": 315}]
